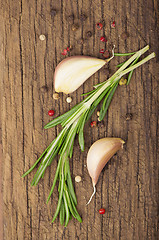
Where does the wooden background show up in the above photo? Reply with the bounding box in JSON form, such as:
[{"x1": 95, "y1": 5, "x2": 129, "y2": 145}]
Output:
[{"x1": 0, "y1": 0, "x2": 158, "y2": 239}]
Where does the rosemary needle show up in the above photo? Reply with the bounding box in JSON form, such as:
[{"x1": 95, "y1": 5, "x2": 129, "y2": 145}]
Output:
[{"x1": 114, "y1": 51, "x2": 136, "y2": 56}]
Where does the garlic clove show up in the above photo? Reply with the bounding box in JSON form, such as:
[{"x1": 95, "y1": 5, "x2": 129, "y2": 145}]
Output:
[
  {"x1": 87, "y1": 138, "x2": 125, "y2": 186},
  {"x1": 54, "y1": 56, "x2": 107, "y2": 94}
]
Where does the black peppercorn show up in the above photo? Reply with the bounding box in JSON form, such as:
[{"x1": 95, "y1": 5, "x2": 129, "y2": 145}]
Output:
[
  {"x1": 125, "y1": 113, "x2": 133, "y2": 120},
  {"x1": 77, "y1": 38, "x2": 84, "y2": 44},
  {"x1": 121, "y1": 32, "x2": 130, "y2": 40},
  {"x1": 67, "y1": 14, "x2": 74, "y2": 24},
  {"x1": 50, "y1": 9, "x2": 56, "y2": 17},
  {"x1": 71, "y1": 24, "x2": 79, "y2": 31},
  {"x1": 80, "y1": 13, "x2": 87, "y2": 21},
  {"x1": 86, "y1": 31, "x2": 92, "y2": 38},
  {"x1": 41, "y1": 85, "x2": 48, "y2": 93},
  {"x1": 97, "y1": 121, "x2": 105, "y2": 128}
]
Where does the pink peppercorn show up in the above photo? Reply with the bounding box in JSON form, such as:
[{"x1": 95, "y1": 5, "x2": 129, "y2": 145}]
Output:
[
  {"x1": 91, "y1": 121, "x2": 97, "y2": 127},
  {"x1": 111, "y1": 21, "x2": 115, "y2": 28},
  {"x1": 99, "y1": 208, "x2": 105, "y2": 214},
  {"x1": 99, "y1": 49, "x2": 104, "y2": 54},
  {"x1": 100, "y1": 36, "x2": 107, "y2": 42},
  {"x1": 48, "y1": 110, "x2": 55, "y2": 116},
  {"x1": 103, "y1": 50, "x2": 110, "y2": 58},
  {"x1": 61, "y1": 49, "x2": 67, "y2": 55},
  {"x1": 96, "y1": 22, "x2": 103, "y2": 30}
]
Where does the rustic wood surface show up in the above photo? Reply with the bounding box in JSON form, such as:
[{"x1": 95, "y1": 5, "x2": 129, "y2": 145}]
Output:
[{"x1": 0, "y1": 0, "x2": 158, "y2": 239}]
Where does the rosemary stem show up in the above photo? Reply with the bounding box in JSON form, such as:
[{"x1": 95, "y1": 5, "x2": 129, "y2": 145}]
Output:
[
  {"x1": 87, "y1": 77, "x2": 116, "y2": 105},
  {"x1": 87, "y1": 51, "x2": 155, "y2": 107},
  {"x1": 65, "y1": 106, "x2": 88, "y2": 128},
  {"x1": 127, "y1": 56, "x2": 140, "y2": 85},
  {"x1": 115, "y1": 45, "x2": 149, "y2": 75},
  {"x1": 120, "y1": 53, "x2": 155, "y2": 77}
]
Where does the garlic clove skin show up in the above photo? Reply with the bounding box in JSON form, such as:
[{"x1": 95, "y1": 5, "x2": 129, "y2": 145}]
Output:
[
  {"x1": 87, "y1": 138, "x2": 125, "y2": 186},
  {"x1": 54, "y1": 56, "x2": 106, "y2": 94}
]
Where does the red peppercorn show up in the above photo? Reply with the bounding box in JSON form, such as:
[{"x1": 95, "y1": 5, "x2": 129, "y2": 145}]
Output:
[
  {"x1": 111, "y1": 21, "x2": 115, "y2": 28},
  {"x1": 63, "y1": 49, "x2": 67, "y2": 54},
  {"x1": 103, "y1": 50, "x2": 110, "y2": 58},
  {"x1": 100, "y1": 36, "x2": 107, "y2": 42},
  {"x1": 96, "y1": 22, "x2": 103, "y2": 30},
  {"x1": 99, "y1": 208, "x2": 105, "y2": 214},
  {"x1": 91, "y1": 121, "x2": 97, "y2": 127},
  {"x1": 48, "y1": 110, "x2": 55, "y2": 116},
  {"x1": 99, "y1": 49, "x2": 104, "y2": 54},
  {"x1": 61, "y1": 49, "x2": 67, "y2": 55}
]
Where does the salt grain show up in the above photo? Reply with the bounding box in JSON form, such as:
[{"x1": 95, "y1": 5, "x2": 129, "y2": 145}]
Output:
[
  {"x1": 39, "y1": 34, "x2": 46, "y2": 41},
  {"x1": 75, "y1": 176, "x2": 81, "y2": 183},
  {"x1": 66, "y1": 97, "x2": 72, "y2": 103},
  {"x1": 53, "y1": 93, "x2": 60, "y2": 100},
  {"x1": 71, "y1": 24, "x2": 79, "y2": 31}
]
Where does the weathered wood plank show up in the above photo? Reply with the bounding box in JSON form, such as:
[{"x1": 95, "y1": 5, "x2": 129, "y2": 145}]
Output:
[{"x1": 0, "y1": 0, "x2": 158, "y2": 239}]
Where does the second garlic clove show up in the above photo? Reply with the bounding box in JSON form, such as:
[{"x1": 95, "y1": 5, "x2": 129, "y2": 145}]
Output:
[
  {"x1": 86, "y1": 137, "x2": 125, "y2": 205},
  {"x1": 87, "y1": 138, "x2": 125, "y2": 187}
]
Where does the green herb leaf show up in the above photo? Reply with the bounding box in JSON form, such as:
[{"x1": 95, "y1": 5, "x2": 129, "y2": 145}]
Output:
[
  {"x1": 116, "y1": 61, "x2": 126, "y2": 68},
  {"x1": 66, "y1": 160, "x2": 77, "y2": 205},
  {"x1": 127, "y1": 56, "x2": 140, "y2": 85},
  {"x1": 46, "y1": 155, "x2": 63, "y2": 203},
  {"x1": 99, "y1": 82, "x2": 119, "y2": 120},
  {"x1": 114, "y1": 52, "x2": 136, "y2": 56},
  {"x1": 78, "y1": 111, "x2": 89, "y2": 151},
  {"x1": 60, "y1": 199, "x2": 65, "y2": 225},
  {"x1": 63, "y1": 192, "x2": 70, "y2": 227},
  {"x1": 51, "y1": 173, "x2": 64, "y2": 223}
]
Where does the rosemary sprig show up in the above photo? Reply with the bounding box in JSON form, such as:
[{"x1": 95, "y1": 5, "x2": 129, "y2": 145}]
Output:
[{"x1": 22, "y1": 45, "x2": 155, "y2": 226}]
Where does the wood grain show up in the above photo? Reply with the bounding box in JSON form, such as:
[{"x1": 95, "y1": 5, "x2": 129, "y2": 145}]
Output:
[
  {"x1": 0, "y1": 144, "x2": 3, "y2": 240},
  {"x1": 0, "y1": 0, "x2": 158, "y2": 239}
]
